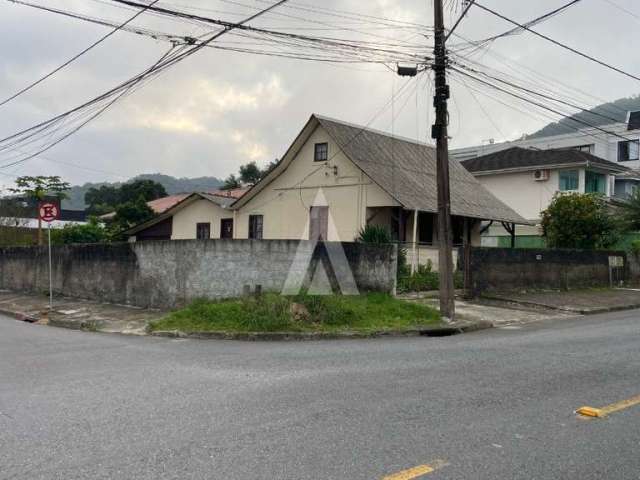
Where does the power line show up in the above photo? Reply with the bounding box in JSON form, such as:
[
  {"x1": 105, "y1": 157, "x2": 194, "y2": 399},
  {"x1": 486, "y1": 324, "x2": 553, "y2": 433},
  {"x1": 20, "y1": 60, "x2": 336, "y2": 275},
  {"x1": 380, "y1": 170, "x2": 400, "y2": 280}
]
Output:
[
  {"x1": 8, "y1": 0, "x2": 429, "y2": 66},
  {"x1": 449, "y1": 66, "x2": 637, "y2": 142},
  {"x1": 472, "y1": 1, "x2": 640, "y2": 83},
  {"x1": 1, "y1": 0, "x2": 160, "y2": 107},
  {"x1": 444, "y1": 0, "x2": 476, "y2": 43},
  {"x1": 599, "y1": 0, "x2": 640, "y2": 23},
  {"x1": 452, "y1": 0, "x2": 582, "y2": 51},
  {"x1": 451, "y1": 60, "x2": 627, "y2": 127},
  {"x1": 0, "y1": 0, "x2": 292, "y2": 168}
]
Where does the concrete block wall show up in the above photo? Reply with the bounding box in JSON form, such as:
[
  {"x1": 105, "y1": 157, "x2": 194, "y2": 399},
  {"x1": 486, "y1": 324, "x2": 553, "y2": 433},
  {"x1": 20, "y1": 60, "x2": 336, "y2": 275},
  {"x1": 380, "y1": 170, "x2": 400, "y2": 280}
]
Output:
[
  {"x1": 467, "y1": 247, "x2": 626, "y2": 296},
  {"x1": 0, "y1": 240, "x2": 397, "y2": 309}
]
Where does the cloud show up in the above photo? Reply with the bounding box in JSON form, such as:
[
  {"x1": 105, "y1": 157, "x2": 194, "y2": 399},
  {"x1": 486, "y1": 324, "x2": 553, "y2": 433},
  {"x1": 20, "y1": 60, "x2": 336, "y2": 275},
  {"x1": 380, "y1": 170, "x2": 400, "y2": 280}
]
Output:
[{"x1": 0, "y1": 0, "x2": 637, "y2": 188}]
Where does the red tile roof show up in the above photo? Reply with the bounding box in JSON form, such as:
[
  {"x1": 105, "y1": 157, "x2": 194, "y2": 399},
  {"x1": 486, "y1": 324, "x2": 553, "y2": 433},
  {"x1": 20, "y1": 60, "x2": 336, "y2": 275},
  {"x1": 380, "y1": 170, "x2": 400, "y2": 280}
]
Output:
[
  {"x1": 101, "y1": 189, "x2": 248, "y2": 220},
  {"x1": 146, "y1": 194, "x2": 191, "y2": 214},
  {"x1": 206, "y1": 188, "x2": 249, "y2": 200}
]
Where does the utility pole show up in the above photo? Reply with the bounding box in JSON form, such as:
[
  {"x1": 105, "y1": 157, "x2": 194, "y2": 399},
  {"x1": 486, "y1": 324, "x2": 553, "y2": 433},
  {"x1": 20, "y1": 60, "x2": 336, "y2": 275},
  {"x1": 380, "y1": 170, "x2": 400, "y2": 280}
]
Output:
[{"x1": 432, "y1": 0, "x2": 456, "y2": 321}]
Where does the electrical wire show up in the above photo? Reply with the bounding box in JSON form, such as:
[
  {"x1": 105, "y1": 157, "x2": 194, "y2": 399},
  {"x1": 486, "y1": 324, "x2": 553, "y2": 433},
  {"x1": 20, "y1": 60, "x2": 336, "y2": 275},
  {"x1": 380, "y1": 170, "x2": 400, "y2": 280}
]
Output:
[
  {"x1": 1, "y1": 0, "x2": 160, "y2": 107},
  {"x1": 0, "y1": 0, "x2": 292, "y2": 168},
  {"x1": 472, "y1": 1, "x2": 640, "y2": 83},
  {"x1": 449, "y1": 66, "x2": 637, "y2": 142}
]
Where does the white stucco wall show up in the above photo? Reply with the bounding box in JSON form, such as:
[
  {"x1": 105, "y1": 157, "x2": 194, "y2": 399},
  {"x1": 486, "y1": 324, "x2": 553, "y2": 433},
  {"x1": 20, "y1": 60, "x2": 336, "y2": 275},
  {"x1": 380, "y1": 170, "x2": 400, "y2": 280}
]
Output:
[
  {"x1": 475, "y1": 168, "x2": 616, "y2": 221},
  {"x1": 475, "y1": 170, "x2": 562, "y2": 220},
  {"x1": 234, "y1": 125, "x2": 398, "y2": 242},
  {"x1": 171, "y1": 199, "x2": 233, "y2": 240}
]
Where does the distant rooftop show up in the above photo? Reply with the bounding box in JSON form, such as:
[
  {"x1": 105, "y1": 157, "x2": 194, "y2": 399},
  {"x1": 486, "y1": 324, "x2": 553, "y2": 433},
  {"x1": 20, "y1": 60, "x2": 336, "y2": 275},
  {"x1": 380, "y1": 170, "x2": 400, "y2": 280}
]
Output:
[{"x1": 462, "y1": 147, "x2": 630, "y2": 174}]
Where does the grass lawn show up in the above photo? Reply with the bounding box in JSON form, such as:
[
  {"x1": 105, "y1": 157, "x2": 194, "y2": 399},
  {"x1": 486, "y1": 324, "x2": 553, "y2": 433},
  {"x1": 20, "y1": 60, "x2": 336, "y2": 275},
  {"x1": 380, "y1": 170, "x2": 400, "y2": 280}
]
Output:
[{"x1": 149, "y1": 293, "x2": 441, "y2": 333}]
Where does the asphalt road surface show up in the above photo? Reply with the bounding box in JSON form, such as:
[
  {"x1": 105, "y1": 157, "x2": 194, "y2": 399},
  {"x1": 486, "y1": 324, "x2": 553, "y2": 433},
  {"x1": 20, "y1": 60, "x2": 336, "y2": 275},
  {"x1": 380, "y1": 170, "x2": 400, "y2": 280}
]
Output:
[{"x1": 1, "y1": 311, "x2": 640, "y2": 480}]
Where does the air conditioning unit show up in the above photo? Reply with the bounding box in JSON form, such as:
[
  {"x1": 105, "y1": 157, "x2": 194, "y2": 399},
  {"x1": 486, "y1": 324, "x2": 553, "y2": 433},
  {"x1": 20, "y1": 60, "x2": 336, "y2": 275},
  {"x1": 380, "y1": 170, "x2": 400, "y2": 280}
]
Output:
[{"x1": 533, "y1": 169, "x2": 550, "y2": 181}]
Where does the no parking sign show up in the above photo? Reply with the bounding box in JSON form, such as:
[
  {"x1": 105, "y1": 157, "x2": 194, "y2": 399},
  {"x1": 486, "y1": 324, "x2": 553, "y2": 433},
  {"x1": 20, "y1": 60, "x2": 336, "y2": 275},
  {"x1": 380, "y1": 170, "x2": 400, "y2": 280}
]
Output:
[
  {"x1": 38, "y1": 201, "x2": 60, "y2": 309},
  {"x1": 38, "y1": 202, "x2": 60, "y2": 223}
]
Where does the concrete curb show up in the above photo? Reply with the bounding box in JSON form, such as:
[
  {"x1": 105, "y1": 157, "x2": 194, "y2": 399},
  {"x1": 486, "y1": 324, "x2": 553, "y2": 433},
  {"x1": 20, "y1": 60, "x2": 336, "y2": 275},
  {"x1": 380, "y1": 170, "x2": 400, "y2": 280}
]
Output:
[
  {"x1": 481, "y1": 294, "x2": 640, "y2": 315},
  {"x1": 0, "y1": 307, "x2": 105, "y2": 331},
  {"x1": 0, "y1": 307, "x2": 39, "y2": 323},
  {"x1": 0, "y1": 302, "x2": 493, "y2": 340},
  {"x1": 47, "y1": 318, "x2": 103, "y2": 331},
  {"x1": 150, "y1": 320, "x2": 493, "y2": 341}
]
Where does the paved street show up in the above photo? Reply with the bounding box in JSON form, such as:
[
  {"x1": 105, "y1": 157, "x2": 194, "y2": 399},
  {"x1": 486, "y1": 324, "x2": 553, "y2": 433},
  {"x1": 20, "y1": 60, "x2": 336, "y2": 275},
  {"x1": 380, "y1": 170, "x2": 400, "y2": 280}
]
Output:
[{"x1": 2, "y1": 312, "x2": 640, "y2": 479}]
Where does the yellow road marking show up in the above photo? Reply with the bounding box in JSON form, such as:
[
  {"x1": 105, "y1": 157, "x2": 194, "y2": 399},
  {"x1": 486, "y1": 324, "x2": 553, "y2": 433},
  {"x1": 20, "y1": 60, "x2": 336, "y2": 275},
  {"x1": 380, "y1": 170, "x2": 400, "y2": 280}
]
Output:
[
  {"x1": 382, "y1": 460, "x2": 447, "y2": 480},
  {"x1": 576, "y1": 394, "x2": 640, "y2": 418}
]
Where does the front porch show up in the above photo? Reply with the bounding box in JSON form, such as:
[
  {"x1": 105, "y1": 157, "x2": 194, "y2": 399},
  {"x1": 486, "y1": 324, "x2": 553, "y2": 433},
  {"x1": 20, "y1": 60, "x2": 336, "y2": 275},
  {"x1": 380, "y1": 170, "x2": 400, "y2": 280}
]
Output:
[{"x1": 365, "y1": 207, "x2": 483, "y2": 273}]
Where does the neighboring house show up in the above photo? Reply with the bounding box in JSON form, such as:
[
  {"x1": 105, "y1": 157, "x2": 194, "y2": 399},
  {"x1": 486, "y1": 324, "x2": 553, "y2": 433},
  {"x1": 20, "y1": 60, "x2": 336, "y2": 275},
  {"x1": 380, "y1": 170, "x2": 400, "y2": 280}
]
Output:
[
  {"x1": 460, "y1": 147, "x2": 629, "y2": 244},
  {"x1": 126, "y1": 190, "x2": 246, "y2": 241},
  {"x1": 126, "y1": 114, "x2": 529, "y2": 268},
  {"x1": 99, "y1": 193, "x2": 191, "y2": 221},
  {"x1": 452, "y1": 111, "x2": 640, "y2": 198}
]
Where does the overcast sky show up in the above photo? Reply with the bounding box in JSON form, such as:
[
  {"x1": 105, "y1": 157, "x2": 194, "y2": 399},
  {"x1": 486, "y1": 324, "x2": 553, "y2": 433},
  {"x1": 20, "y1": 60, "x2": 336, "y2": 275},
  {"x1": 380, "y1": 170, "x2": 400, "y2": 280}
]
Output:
[{"x1": 0, "y1": 0, "x2": 638, "y2": 189}]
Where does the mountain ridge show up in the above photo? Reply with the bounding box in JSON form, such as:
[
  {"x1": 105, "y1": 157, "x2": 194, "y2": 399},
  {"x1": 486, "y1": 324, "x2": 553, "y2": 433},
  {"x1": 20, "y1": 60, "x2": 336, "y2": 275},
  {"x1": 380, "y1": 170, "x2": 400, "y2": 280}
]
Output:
[
  {"x1": 527, "y1": 94, "x2": 640, "y2": 139},
  {"x1": 63, "y1": 173, "x2": 223, "y2": 210}
]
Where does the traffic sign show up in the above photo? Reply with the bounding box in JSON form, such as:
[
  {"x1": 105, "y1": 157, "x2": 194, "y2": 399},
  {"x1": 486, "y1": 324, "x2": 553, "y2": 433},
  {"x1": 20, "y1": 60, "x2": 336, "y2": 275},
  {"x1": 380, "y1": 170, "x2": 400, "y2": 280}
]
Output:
[{"x1": 38, "y1": 202, "x2": 60, "y2": 223}]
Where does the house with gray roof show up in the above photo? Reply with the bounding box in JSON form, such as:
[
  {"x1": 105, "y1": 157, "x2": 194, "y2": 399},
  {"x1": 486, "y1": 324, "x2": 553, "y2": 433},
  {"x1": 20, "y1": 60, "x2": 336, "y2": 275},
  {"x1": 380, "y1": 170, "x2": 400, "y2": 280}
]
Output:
[
  {"x1": 460, "y1": 147, "x2": 631, "y2": 246},
  {"x1": 461, "y1": 147, "x2": 629, "y2": 221},
  {"x1": 128, "y1": 114, "x2": 529, "y2": 269}
]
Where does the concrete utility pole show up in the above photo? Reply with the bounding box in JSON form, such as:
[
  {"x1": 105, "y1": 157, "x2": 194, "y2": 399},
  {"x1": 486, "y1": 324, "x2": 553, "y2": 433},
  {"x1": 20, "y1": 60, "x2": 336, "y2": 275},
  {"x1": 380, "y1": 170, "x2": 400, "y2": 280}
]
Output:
[{"x1": 432, "y1": 0, "x2": 456, "y2": 321}]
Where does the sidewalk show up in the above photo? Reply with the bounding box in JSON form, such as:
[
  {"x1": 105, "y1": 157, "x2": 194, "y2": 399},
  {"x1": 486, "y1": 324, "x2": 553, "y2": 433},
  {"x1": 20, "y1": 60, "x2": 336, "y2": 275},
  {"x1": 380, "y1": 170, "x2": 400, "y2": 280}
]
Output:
[
  {"x1": 482, "y1": 288, "x2": 640, "y2": 315},
  {"x1": 0, "y1": 290, "x2": 164, "y2": 335},
  {"x1": 399, "y1": 292, "x2": 576, "y2": 327}
]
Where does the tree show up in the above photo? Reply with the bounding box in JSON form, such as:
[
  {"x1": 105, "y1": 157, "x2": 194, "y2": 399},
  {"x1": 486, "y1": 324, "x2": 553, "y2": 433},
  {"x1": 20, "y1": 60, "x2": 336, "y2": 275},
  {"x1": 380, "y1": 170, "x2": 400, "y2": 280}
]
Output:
[
  {"x1": 220, "y1": 174, "x2": 241, "y2": 191},
  {"x1": 239, "y1": 162, "x2": 262, "y2": 185},
  {"x1": 119, "y1": 179, "x2": 167, "y2": 204},
  {"x1": 619, "y1": 188, "x2": 640, "y2": 230},
  {"x1": 85, "y1": 179, "x2": 167, "y2": 215},
  {"x1": 110, "y1": 196, "x2": 155, "y2": 238},
  {"x1": 85, "y1": 185, "x2": 120, "y2": 215},
  {"x1": 261, "y1": 159, "x2": 279, "y2": 178},
  {"x1": 9, "y1": 175, "x2": 70, "y2": 245},
  {"x1": 541, "y1": 193, "x2": 620, "y2": 249}
]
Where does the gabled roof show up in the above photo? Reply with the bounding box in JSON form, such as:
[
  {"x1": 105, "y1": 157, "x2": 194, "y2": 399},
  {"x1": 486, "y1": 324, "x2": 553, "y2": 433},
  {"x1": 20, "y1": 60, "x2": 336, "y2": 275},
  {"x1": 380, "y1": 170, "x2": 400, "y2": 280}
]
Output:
[
  {"x1": 234, "y1": 114, "x2": 529, "y2": 225},
  {"x1": 207, "y1": 188, "x2": 248, "y2": 200},
  {"x1": 147, "y1": 194, "x2": 191, "y2": 214},
  {"x1": 462, "y1": 147, "x2": 630, "y2": 174},
  {"x1": 124, "y1": 192, "x2": 235, "y2": 236}
]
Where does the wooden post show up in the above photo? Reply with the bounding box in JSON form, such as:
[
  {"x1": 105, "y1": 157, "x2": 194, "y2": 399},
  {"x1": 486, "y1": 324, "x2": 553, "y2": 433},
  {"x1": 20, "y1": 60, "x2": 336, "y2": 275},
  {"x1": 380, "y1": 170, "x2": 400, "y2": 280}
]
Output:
[
  {"x1": 463, "y1": 218, "x2": 472, "y2": 299},
  {"x1": 511, "y1": 223, "x2": 516, "y2": 248},
  {"x1": 433, "y1": 0, "x2": 455, "y2": 321},
  {"x1": 411, "y1": 209, "x2": 418, "y2": 274}
]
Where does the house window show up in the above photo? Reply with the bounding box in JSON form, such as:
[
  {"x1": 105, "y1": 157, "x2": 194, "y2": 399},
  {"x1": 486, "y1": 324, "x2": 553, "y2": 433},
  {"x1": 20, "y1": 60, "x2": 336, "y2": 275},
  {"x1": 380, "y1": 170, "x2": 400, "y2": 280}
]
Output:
[
  {"x1": 314, "y1": 142, "x2": 328, "y2": 162},
  {"x1": 572, "y1": 144, "x2": 594, "y2": 154},
  {"x1": 618, "y1": 140, "x2": 639, "y2": 162},
  {"x1": 559, "y1": 170, "x2": 579, "y2": 191},
  {"x1": 248, "y1": 215, "x2": 263, "y2": 239},
  {"x1": 196, "y1": 222, "x2": 210, "y2": 240},
  {"x1": 585, "y1": 171, "x2": 606, "y2": 194}
]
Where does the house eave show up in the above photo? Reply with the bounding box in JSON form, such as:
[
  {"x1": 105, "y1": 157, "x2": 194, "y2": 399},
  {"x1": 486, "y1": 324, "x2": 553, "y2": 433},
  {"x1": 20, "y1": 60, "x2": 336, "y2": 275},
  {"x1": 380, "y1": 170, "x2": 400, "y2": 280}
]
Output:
[{"x1": 469, "y1": 161, "x2": 628, "y2": 176}]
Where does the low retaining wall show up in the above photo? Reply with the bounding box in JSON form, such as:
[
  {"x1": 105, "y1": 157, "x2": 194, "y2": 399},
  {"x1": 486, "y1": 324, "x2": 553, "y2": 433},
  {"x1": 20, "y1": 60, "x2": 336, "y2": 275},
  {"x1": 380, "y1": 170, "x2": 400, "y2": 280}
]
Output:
[
  {"x1": 467, "y1": 247, "x2": 626, "y2": 296},
  {"x1": 0, "y1": 240, "x2": 397, "y2": 309}
]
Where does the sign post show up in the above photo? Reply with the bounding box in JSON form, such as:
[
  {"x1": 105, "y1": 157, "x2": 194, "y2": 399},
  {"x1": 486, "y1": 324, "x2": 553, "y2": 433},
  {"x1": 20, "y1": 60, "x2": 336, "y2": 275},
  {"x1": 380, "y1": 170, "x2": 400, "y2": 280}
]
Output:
[{"x1": 38, "y1": 202, "x2": 60, "y2": 310}]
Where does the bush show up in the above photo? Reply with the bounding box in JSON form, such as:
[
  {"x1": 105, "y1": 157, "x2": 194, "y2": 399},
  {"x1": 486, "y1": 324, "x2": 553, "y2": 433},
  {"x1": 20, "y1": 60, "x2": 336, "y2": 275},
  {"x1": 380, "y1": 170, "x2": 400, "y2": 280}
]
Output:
[
  {"x1": 397, "y1": 260, "x2": 464, "y2": 293},
  {"x1": 356, "y1": 224, "x2": 392, "y2": 244},
  {"x1": 356, "y1": 224, "x2": 407, "y2": 277},
  {"x1": 631, "y1": 239, "x2": 640, "y2": 256},
  {"x1": 541, "y1": 192, "x2": 621, "y2": 249},
  {"x1": 52, "y1": 217, "x2": 108, "y2": 244}
]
